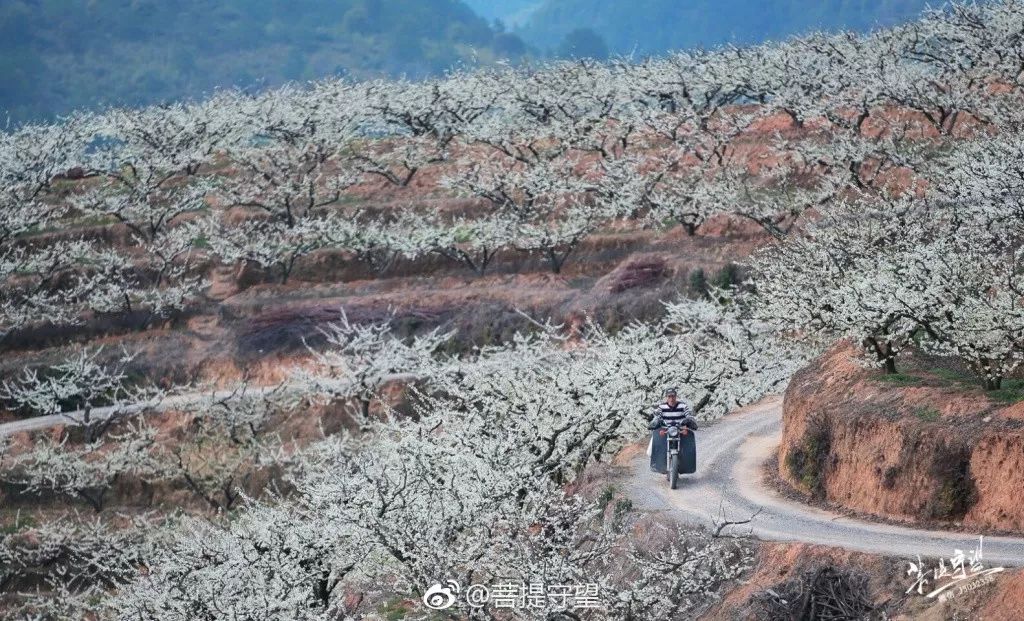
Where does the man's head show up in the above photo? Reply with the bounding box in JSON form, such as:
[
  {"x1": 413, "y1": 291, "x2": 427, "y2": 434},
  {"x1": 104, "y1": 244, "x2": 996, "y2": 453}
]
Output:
[{"x1": 664, "y1": 387, "x2": 678, "y2": 406}]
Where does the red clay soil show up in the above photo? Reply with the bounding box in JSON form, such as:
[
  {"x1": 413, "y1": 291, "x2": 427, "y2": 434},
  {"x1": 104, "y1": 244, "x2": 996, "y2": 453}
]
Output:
[{"x1": 779, "y1": 341, "x2": 1024, "y2": 533}]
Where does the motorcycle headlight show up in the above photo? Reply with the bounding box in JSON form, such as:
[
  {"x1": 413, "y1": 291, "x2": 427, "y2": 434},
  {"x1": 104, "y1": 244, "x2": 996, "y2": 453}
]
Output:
[{"x1": 667, "y1": 426, "x2": 680, "y2": 437}]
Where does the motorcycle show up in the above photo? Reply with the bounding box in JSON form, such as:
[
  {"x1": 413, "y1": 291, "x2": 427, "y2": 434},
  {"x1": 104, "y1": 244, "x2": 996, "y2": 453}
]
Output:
[{"x1": 647, "y1": 414, "x2": 697, "y2": 490}]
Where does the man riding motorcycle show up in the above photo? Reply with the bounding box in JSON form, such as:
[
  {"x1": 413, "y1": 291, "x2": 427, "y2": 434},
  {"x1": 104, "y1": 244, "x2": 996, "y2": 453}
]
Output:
[
  {"x1": 654, "y1": 388, "x2": 697, "y2": 430},
  {"x1": 648, "y1": 388, "x2": 698, "y2": 483}
]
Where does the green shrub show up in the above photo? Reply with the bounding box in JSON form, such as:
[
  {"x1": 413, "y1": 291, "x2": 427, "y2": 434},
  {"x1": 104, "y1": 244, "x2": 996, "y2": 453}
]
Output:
[
  {"x1": 785, "y1": 414, "x2": 831, "y2": 497},
  {"x1": 614, "y1": 498, "x2": 633, "y2": 518},
  {"x1": 930, "y1": 367, "x2": 967, "y2": 383},
  {"x1": 989, "y1": 379, "x2": 1024, "y2": 403},
  {"x1": 926, "y1": 442, "x2": 976, "y2": 520},
  {"x1": 688, "y1": 268, "x2": 709, "y2": 297},
  {"x1": 596, "y1": 485, "x2": 615, "y2": 510},
  {"x1": 612, "y1": 499, "x2": 633, "y2": 533},
  {"x1": 713, "y1": 263, "x2": 742, "y2": 289}
]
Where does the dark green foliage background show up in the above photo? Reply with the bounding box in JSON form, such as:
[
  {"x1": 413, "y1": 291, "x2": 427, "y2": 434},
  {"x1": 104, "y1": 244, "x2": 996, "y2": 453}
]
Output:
[
  {"x1": 0, "y1": 0, "x2": 520, "y2": 124},
  {"x1": 1, "y1": 0, "x2": 952, "y2": 124},
  {"x1": 517, "y1": 0, "x2": 939, "y2": 54}
]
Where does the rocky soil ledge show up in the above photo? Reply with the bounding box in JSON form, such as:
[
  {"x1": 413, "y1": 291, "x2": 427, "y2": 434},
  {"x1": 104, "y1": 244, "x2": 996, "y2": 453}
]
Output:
[{"x1": 778, "y1": 342, "x2": 1024, "y2": 533}]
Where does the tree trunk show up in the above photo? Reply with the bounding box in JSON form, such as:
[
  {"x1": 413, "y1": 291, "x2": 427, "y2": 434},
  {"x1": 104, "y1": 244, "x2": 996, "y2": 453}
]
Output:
[
  {"x1": 865, "y1": 337, "x2": 897, "y2": 374},
  {"x1": 79, "y1": 487, "x2": 107, "y2": 513}
]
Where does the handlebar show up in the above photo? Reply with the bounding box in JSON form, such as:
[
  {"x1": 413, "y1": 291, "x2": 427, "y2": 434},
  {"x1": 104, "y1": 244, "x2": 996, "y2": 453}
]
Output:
[{"x1": 647, "y1": 415, "x2": 696, "y2": 431}]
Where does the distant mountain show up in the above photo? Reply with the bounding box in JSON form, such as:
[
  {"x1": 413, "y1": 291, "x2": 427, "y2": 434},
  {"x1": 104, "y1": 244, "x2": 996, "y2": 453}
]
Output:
[
  {"x1": 463, "y1": 0, "x2": 543, "y2": 26},
  {"x1": 2, "y1": 0, "x2": 950, "y2": 125},
  {"x1": 0, "y1": 0, "x2": 526, "y2": 124},
  {"x1": 519, "y1": 0, "x2": 939, "y2": 56}
]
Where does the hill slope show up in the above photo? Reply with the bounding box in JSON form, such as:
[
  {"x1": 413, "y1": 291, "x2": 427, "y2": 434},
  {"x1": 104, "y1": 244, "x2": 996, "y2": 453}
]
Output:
[
  {"x1": 0, "y1": 0, "x2": 523, "y2": 124},
  {"x1": 463, "y1": 0, "x2": 542, "y2": 25},
  {"x1": 520, "y1": 0, "x2": 938, "y2": 55}
]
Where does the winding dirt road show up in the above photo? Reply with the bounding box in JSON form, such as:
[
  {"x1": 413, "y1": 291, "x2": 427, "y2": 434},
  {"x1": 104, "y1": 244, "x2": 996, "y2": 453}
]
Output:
[{"x1": 624, "y1": 396, "x2": 1024, "y2": 567}]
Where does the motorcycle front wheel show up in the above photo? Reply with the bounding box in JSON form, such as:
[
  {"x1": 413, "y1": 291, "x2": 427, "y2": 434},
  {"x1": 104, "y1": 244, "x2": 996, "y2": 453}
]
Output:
[{"x1": 669, "y1": 454, "x2": 679, "y2": 490}]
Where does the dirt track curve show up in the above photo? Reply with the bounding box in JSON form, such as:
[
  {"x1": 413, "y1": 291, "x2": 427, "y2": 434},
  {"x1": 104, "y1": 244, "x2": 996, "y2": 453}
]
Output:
[{"x1": 624, "y1": 396, "x2": 1024, "y2": 567}]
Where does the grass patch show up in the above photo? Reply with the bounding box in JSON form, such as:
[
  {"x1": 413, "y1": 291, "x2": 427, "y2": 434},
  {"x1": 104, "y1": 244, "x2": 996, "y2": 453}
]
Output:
[
  {"x1": 929, "y1": 367, "x2": 985, "y2": 391},
  {"x1": 989, "y1": 379, "x2": 1024, "y2": 403},
  {"x1": 0, "y1": 514, "x2": 36, "y2": 535},
  {"x1": 659, "y1": 216, "x2": 679, "y2": 230},
  {"x1": 875, "y1": 372, "x2": 921, "y2": 386},
  {"x1": 913, "y1": 407, "x2": 941, "y2": 422},
  {"x1": 930, "y1": 367, "x2": 968, "y2": 382},
  {"x1": 378, "y1": 598, "x2": 455, "y2": 621},
  {"x1": 333, "y1": 193, "x2": 368, "y2": 206},
  {"x1": 378, "y1": 600, "x2": 408, "y2": 620},
  {"x1": 929, "y1": 368, "x2": 1024, "y2": 403}
]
